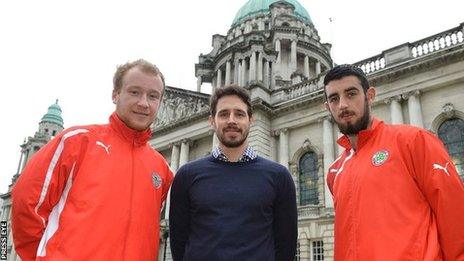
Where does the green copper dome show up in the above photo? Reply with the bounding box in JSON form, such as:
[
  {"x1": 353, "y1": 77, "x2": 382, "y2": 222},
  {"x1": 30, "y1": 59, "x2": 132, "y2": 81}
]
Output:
[
  {"x1": 232, "y1": 0, "x2": 312, "y2": 26},
  {"x1": 40, "y1": 99, "x2": 64, "y2": 127}
]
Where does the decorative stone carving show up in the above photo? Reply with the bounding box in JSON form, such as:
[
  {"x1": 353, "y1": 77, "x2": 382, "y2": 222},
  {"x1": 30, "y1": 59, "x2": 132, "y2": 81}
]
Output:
[
  {"x1": 156, "y1": 91, "x2": 209, "y2": 127},
  {"x1": 401, "y1": 90, "x2": 421, "y2": 100},
  {"x1": 302, "y1": 138, "x2": 312, "y2": 151},
  {"x1": 383, "y1": 95, "x2": 402, "y2": 104},
  {"x1": 298, "y1": 205, "x2": 321, "y2": 219},
  {"x1": 441, "y1": 103, "x2": 455, "y2": 119}
]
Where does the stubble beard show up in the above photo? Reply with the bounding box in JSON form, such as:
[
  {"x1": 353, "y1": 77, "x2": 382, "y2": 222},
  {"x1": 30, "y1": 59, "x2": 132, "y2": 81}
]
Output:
[
  {"x1": 333, "y1": 98, "x2": 371, "y2": 135},
  {"x1": 217, "y1": 127, "x2": 249, "y2": 148}
]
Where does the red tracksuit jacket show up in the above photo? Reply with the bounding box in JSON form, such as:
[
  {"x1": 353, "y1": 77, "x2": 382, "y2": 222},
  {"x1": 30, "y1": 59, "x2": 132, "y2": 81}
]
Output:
[
  {"x1": 12, "y1": 113, "x2": 173, "y2": 260},
  {"x1": 327, "y1": 118, "x2": 464, "y2": 261}
]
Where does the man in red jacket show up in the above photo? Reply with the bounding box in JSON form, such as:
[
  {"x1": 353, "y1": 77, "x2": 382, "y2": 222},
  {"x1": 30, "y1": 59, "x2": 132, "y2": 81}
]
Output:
[
  {"x1": 324, "y1": 64, "x2": 464, "y2": 260},
  {"x1": 12, "y1": 59, "x2": 173, "y2": 260}
]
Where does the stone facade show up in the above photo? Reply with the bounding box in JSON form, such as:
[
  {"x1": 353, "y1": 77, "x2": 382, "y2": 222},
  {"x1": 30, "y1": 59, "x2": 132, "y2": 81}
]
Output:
[{"x1": 153, "y1": 1, "x2": 464, "y2": 260}]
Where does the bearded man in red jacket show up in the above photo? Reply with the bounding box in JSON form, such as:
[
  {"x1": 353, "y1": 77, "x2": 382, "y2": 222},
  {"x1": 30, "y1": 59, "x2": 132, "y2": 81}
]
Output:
[{"x1": 324, "y1": 64, "x2": 464, "y2": 261}]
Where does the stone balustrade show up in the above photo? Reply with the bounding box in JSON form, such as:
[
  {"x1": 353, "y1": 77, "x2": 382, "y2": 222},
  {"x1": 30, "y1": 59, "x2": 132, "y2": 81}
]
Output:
[
  {"x1": 354, "y1": 23, "x2": 464, "y2": 74},
  {"x1": 411, "y1": 24, "x2": 464, "y2": 58},
  {"x1": 355, "y1": 54, "x2": 386, "y2": 74},
  {"x1": 283, "y1": 73, "x2": 325, "y2": 100}
]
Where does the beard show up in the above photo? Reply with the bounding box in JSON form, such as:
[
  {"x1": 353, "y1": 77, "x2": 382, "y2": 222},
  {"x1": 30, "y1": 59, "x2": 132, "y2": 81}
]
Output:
[
  {"x1": 333, "y1": 98, "x2": 371, "y2": 135},
  {"x1": 217, "y1": 125, "x2": 250, "y2": 148}
]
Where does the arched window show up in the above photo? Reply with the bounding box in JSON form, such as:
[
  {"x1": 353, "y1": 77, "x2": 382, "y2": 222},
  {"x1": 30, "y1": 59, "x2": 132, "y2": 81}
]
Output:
[
  {"x1": 437, "y1": 118, "x2": 464, "y2": 180},
  {"x1": 299, "y1": 151, "x2": 319, "y2": 205}
]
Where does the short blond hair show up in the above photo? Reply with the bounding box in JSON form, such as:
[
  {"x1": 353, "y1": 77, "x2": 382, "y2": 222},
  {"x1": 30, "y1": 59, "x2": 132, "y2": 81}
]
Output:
[{"x1": 113, "y1": 59, "x2": 165, "y2": 92}]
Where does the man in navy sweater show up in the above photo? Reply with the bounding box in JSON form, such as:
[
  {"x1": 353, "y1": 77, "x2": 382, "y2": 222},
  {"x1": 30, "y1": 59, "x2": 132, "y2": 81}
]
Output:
[{"x1": 169, "y1": 85, "x2": 297, "y2": 261}]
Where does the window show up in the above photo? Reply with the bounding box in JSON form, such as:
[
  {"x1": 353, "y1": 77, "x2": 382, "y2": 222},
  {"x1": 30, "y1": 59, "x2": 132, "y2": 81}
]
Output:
[
  {"x1": 299, "y1": 152, "x2": 319, "y2": 205},
  {"x1": 437, "y1": 118, "x2": 464, "y2": 180},
  {"x1": 52, "y1": 130, "x2": 57, "y2": 136},
  {"x1": 312, "y1": 240, "x2": 324, "y2": 261}
]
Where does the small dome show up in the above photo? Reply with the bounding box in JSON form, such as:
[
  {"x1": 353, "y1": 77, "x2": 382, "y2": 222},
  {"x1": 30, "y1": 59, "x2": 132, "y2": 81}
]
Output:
[
  {"x1": 40, "y1": 99, "x2": 64, "y2": 127},
  {"x1": 232, "y1": 0, "x2": 312, "y2": 26}
]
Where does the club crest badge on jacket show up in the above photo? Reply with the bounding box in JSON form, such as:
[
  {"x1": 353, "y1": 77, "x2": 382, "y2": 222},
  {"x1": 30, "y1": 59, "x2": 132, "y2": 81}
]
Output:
[
  {"x1": 372, "y1": 150, "x2": 389, "y2": 166},
  {"x1": 152, "y1": 172, "x2": 162, "y2": 189}
]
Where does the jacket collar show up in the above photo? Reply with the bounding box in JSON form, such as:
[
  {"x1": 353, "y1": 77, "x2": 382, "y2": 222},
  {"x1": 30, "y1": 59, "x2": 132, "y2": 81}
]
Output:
[
  {"x1": 337, "y1": 117, "x2": 384, "y2": 151},
  {"x1": 109, "y1": 112, "x2": 152, "y2": 147}
]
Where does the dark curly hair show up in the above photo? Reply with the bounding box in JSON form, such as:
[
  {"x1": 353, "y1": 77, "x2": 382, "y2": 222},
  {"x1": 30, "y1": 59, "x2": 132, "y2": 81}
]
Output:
[
  {"x1": 210, "y1": 85, "x2": 252, "y2": 117},
  {"x1": 323, "y1": 64, "x2": 370, "y2": 99}
]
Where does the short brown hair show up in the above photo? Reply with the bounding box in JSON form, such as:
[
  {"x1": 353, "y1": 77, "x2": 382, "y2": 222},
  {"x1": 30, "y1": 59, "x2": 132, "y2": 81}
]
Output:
[
  {"x1": 113, "y1": 59, "x2": 165, "y2": 92},
  {"x1": 210, "y1": 85, "x2": 252, "y2": 117}
]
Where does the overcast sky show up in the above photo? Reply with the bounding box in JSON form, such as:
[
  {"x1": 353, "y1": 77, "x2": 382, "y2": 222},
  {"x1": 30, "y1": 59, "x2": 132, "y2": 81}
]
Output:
[{"x1": 0, "y1": 0, "x2": 462, "y2": 193}]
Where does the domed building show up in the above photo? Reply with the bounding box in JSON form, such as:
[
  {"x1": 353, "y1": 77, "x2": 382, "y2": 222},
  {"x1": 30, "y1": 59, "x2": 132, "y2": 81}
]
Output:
[
  {"x1": 195, "y1": 0, "x2": 332, "y2": 91},
  {"x1": 153, "y1": 1, "x2": 464, "y2": 260},
  {"x1": 1, "y1": 100, "x2": 64, "y2": 261}
]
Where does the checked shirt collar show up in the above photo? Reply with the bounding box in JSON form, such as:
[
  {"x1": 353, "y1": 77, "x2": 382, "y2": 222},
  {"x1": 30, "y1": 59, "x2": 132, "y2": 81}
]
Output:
[{"x1": 212, "y1": 146, "x2": 257, "y2": 163}]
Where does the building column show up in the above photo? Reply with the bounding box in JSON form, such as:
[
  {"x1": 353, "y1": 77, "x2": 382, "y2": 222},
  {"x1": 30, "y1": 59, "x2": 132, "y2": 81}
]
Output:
[
  {"x1": 304, "y1": 55, "x2": 310, "y2": 78},
  {"x1": 290, "y1": 40, "x2": 297, "y2": 73},
  {"x1": 241, "y1": 58, "x2": 247, "y2": 86},
  {"x1": 16, "y1": 148, "x2": 25, "y2": 174},
  {"x1": 234, "y1": 59, "x2": 240, "y2": 84},
  {"x1": 170, "y1": 143, "x2": 180, "y2": 172},
  {"x1": 179, "y1": 139, "x2": 190, "y2": 168},
  {"x1": 264, "y1": 60, "x2": 270, "y2": 88},
  {"x1": 164, "y1": 142, "x2": 180, "y2": 219},
  {"x1": 270, "y1": 63, "x2": 275, "y2": 88},
  {"x1": 21, "y1": 149, "x2": 30, "y2": 171},
  {"x1": 322, "y1": 117, "x2": 334, "y2": 208},
  {"x1": 257, "y1": 52, "x2": 263, "y2": 82},
  {"x1": 404, "y1": 91, "x2": 424, "y2": 128},
  {"x1": 237, "y1": 60, "x2": 242, "y2": 86},
  {"x1": 385, "y1": 95, "x2": 404, "y2": 124},
  {"x1": 249, "y1": 52, "x2": 256, "y2": 82},
  {"x1": 315, "y1": 60, "x2": 321, "y2": 75},
  {"x1": 278, "y1": 128, "x2": 289, "y2": 169},
  {"x1": 216, "y1": 69, "x2": 222, "y2": 88},
  {"x1": 225, "y1": 60, "x2": 231, "y2": 86},
  {"x1": 196, "y1": 76, "x2": 202, "y2": 92},
  {"x1": 275, "y1": 39, "x2": 281, "y2": 73},
  {"x1": 0, "y1": 205, "x2": 7, "y2": 221}
]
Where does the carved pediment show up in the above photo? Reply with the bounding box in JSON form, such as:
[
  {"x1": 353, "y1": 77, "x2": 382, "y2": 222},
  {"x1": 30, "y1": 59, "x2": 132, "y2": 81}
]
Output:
[{"x1": 155, "y1": 86, "x2": 210, "y2": 128}]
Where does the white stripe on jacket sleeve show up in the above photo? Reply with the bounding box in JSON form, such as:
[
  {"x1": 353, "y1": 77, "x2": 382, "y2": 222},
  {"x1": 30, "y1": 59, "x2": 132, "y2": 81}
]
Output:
[
  {"x1": 34, "y1": 129, "x2": 88, "y2": 226},
  {"x1": 37, "y1": 161, "x2": 77, "y2": 257}
]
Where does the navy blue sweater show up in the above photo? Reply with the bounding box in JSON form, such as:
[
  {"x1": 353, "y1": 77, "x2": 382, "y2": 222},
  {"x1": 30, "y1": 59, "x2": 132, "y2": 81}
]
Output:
[{"x1": 169, "y1": 155, "x2": 297, "y2": 261}]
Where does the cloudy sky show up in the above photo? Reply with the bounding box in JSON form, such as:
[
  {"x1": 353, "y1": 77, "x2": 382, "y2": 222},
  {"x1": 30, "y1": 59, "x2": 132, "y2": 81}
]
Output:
[{"x1": 0, "y1": 0, "x2": 462, "y2": 192}]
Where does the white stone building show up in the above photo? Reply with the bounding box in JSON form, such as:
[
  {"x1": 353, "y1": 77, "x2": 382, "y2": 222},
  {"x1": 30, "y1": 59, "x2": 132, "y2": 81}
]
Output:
[
  {"x1": 153, "y1": 1, "x2": 464, "y2": 260},
  {"x1": 3, "y1": 1, "x2": 463, "y2": 260}
]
